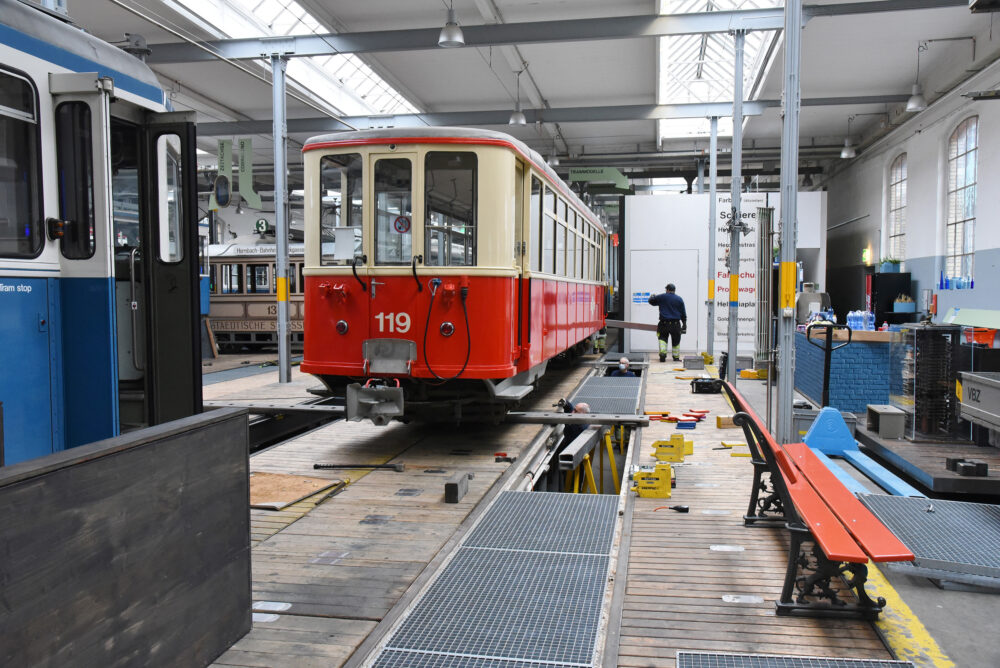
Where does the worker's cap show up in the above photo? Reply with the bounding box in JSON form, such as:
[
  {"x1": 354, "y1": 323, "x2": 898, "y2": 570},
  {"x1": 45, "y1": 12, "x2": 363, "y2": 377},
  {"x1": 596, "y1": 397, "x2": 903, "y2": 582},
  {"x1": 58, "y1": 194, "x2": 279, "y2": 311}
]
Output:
[{"x1": 665, "y1": 283, "x2": 676, "y2": 291}]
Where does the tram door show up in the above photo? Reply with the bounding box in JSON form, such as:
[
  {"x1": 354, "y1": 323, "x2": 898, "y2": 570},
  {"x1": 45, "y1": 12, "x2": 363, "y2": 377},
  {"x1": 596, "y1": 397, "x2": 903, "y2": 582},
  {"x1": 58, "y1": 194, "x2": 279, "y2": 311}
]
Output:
[
  {"x1": 369, "y1": 153, "x2": 415, "y2": 340},
  {"x1": 110, "y1": 114, "x2": 201, "y2": 431}
]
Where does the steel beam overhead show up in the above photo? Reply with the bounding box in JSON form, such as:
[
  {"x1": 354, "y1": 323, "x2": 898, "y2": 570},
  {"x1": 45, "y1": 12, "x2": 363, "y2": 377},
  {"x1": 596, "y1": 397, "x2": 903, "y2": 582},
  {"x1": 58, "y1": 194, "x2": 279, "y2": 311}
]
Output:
[
  {"x1": 776, "y1": 1, "x2": 804, "y2": 444},
  {"x1": 145, "y1": 1, "x2": 966, "y2": 64},
  {"x1": 197, "y1": 95, "x2": 908, "y2": 136},
  {"x1": 727, "y1": 30, "x2": 745, "y2": 385},
  {"x1": 707, "y1": 117, "x2": 718, "y2": 358},
  {"x1": 272, "y1": 54, "x2": 291, "y2": 384}
]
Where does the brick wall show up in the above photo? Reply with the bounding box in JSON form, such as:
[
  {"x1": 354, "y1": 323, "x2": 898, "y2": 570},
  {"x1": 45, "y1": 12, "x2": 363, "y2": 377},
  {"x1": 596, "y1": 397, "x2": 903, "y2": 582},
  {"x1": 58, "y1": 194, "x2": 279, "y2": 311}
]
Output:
[{"x1": 794, "y1": 332, "x2": 890, "y2": 413}]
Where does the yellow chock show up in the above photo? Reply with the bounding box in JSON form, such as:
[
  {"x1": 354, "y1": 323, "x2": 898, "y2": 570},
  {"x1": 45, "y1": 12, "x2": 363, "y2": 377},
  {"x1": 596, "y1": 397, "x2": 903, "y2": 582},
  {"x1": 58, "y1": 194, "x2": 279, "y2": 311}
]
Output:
[
  {"x1": 631, "y1": 462, "x2": 673, "y2": 498},
  {"x1": 701, "y1": 352, "x2": 714, "y2": 364},
  {"x1": 716, "y1": 415, "x2": 737, "y2": 429},
  {"x1": 730, "y1": 451, "x2": 752, "y2": 457},
  {"x1": 720, "y1": 440, "x2": 746, "y2": 449},
  {"x1": 755, "y1": 368, "x2": 768, "y2": 379},
  {"x1": 739, "y1": 368, "x2": 758, "y2": 379},
  {"x1": 651, "y1": 434, "x2": 692, "y2": 462}
]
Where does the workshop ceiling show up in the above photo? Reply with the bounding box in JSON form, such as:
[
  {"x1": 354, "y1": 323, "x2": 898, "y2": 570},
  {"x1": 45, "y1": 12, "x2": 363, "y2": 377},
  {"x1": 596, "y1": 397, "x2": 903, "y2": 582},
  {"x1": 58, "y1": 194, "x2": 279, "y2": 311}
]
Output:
[{"x1": 71, "y1": 0, "x2": 997, "y2": 183}]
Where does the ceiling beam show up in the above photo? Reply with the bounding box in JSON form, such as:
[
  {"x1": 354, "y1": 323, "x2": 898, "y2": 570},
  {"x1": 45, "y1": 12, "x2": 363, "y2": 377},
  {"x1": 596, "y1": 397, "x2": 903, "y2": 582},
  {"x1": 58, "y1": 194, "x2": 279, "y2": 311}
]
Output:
[
  {"x1": 197, "y1": 94, "x2": 909, "y2": 136},
  {"x1": 145, "y1": 1, "x2": 966, "y2": 64}
]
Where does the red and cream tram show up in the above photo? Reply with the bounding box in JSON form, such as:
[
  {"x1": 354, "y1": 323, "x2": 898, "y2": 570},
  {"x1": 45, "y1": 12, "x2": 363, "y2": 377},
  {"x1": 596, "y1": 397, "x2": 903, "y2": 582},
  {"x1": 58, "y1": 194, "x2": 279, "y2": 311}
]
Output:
[{"x1": 301, "y1": 128, "x2": 607, "y2": 423}]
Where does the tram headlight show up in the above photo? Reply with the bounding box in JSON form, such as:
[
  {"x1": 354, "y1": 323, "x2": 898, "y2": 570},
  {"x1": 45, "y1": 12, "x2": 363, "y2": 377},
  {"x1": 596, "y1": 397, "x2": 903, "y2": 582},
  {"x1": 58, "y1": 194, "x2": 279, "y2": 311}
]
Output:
[
  {"x1": 336, "y1": 320, "x2": 349, "y2": 335},
  {"x1": 440, "y1": 321, "x2": 455, "y2": 337}
]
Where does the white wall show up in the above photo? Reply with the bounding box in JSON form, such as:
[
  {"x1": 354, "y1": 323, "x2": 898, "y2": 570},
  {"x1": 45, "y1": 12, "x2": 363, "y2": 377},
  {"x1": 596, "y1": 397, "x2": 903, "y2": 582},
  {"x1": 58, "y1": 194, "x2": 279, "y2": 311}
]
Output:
[
  {"x1": 825, "y1": 57, "x2": 1000, "y2": 317},
  {"x1": 624, "y1": 192, "x2": 827, "y2": 355}
]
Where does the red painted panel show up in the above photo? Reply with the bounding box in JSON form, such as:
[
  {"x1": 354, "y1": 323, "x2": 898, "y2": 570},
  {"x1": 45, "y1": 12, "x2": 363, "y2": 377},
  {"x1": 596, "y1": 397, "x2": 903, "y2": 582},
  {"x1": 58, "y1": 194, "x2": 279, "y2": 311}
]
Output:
[{"x1": 302, "y1": 275, "x2": 517, "y2": 379}]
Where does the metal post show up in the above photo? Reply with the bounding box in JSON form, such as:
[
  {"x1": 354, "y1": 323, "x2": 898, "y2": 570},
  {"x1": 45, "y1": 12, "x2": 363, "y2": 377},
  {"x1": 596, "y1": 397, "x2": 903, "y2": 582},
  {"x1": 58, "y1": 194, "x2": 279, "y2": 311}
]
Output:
[
  {"x1": 707, "y1": 118, "x2": 718, "y2": 357},
  {"x1": 727, "y1": 30, "x2": 746, "y2": 384},
  {"x1": 271, "y1": 54, "x2": 291, "y2": 383},
  {"x1": 776, "y1": 0, "x2": 803, "y2": 443},
  {"x1": 696, "y1": 158, "x2": 705, "y2": 194}
]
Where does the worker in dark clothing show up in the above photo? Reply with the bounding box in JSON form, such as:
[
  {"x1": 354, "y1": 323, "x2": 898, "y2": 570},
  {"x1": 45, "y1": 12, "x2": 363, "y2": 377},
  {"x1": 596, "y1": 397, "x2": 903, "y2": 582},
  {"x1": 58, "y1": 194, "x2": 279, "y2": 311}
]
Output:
[
  {"x1": 648, "y1": 283, "x2": 687, "y2": 362},
  {"x1": 557, "y1": 399, "x2": 592, "y2": 449},
  {"x1": 610, "y1": 357, "x2": 636, "y2": 377}
]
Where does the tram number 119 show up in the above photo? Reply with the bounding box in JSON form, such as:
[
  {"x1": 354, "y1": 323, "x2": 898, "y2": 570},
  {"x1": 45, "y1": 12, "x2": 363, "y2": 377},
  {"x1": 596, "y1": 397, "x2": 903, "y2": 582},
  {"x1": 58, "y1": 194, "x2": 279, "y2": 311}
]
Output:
[{"x1": 375, "y1": 312, "x2": 411, "y2": 334}]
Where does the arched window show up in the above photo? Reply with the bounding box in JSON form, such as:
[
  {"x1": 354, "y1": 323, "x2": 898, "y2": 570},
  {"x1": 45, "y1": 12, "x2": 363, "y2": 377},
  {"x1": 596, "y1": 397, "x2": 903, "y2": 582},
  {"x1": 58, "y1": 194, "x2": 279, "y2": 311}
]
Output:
[
  {"x1": 946, "y1": 117, "x2": 978, "y2": 279},
  {"x1": 887, "y1": 153, "x2": 906, "y2": 259}
]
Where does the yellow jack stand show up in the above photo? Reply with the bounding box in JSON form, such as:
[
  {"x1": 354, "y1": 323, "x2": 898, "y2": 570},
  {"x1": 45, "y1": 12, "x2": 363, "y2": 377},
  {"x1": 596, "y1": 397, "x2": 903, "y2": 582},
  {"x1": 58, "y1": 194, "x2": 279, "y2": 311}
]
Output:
[
  {"x1": 631, "y1": 463, "x2": 673, "y2": 498},
  {"x1": 701, "y1": 352, "x2": 714, "y2": 365},
  {"x1": 651, "y1": 434, "x2": 693, "y2": 462}
]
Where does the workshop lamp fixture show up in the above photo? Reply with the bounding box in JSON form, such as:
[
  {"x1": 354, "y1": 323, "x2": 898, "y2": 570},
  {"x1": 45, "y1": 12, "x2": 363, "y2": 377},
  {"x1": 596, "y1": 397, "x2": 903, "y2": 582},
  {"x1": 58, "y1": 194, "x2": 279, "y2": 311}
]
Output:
[
  {"x1": 906, "y1": 42, "x2": 928, "y2": 112},
  {"x1": 437, "y1": 2, "x2": 464, "y2": 48},
  {"x1": 509, "y1": 69, "x2": 527, "y2": 125},
  {"x1": 840, "y1": 116, "x2": 856, "y2": 159}
]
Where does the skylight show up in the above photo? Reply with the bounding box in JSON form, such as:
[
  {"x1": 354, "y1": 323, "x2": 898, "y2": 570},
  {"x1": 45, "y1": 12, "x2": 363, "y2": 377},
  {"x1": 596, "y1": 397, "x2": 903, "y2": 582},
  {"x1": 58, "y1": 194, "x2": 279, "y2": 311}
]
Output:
[
  {"x1": 176, "y1": 0, "x2": 418, "y2": 117},
  {"x1": 658, "y1": 0, "x2": 782, "y2": 141}
]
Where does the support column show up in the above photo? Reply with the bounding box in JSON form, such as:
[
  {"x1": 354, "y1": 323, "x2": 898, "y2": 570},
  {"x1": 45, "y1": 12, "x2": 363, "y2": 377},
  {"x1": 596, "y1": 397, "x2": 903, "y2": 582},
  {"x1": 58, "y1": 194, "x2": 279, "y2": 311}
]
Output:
[
  {"x1": 707, "y1": 118, "x2": 718, "y2": 357},
  {"x1": 696, "y1": 158, "x2": 705, "y2": 194},
  {"x1": 727, "y1": 30, "x2": 746, "y2": 384},
  {"x1": 271, "y1": 54, "x2": 291, "y2": 383},
  {"x1": 776, "y1": 1, "x2": 803, "y2": 443}
]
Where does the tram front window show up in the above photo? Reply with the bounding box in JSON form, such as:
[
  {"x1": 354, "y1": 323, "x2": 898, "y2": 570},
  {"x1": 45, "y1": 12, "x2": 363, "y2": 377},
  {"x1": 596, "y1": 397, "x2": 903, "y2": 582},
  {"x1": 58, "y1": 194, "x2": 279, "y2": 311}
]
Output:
[
  {"x1": 0, "y1": 69, "x2": 43, "y2": 259},
  {"x1": 424, "y1": 152, "x2": 476, "y2": 267},
  {"x1": 319, "y1": 153, "x2": 363, "y2": 266},
  {"x1": 374, "y1": 158, "x2": 412, "y2": 265}
]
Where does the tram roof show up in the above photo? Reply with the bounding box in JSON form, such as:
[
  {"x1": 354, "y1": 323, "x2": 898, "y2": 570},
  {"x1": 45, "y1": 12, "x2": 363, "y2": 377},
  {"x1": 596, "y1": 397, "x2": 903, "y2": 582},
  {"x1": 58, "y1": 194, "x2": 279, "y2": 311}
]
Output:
[
  {"x1": 1, "y1": 0, "x2": 165, "y2": 108},
  {"x1": 303, "y1": 126, "x2": 604, "y2": 232}
]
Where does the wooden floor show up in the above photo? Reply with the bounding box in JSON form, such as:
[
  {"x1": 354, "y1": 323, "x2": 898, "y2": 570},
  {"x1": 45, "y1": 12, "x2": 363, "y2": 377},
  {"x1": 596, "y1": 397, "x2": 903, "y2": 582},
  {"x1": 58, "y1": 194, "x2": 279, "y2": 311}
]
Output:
[
  {"x1": 208, "y1": 361, "x2": 591, "y2": 668},
  {"x1": 857, "y1": 424, "x2": 1000, "y2": 495},
  {"x1": 615, "y1": 364, "x2": 894, "y2": 667}
]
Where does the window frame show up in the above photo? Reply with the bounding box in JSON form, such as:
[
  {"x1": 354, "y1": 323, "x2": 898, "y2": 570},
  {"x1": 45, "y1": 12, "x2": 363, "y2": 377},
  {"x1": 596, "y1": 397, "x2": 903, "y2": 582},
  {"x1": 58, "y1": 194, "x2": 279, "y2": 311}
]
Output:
[
  {"x1": 319, "y1": 152, "x2": 365, "y2": 266},
  {"x1": 887, "y1": 153, "x2": 906, "y2": 261},
  {"x1": 423, "y1": 151, "x2": 478, "y2": 267},
  {"x1": 0, "y1": 66, "x2": 44, "y2": 260},
  {"x1": 945, "y1": 116, "x2": 978, "y2": 279},
  {"x1": 54, "y1": 101, "x2": 97, "y2": 259}
]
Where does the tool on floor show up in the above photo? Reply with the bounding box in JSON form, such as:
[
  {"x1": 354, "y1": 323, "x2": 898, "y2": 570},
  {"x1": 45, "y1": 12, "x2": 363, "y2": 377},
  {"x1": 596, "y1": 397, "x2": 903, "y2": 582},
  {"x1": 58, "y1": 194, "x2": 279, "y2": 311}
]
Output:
[
  {"x1": 630, "y1": 462, "x2": 674, "y2": 498},
  {"x1": 313, "y1": 462, "x2": 405, "y2": 472},
  {"x1": 653, "y1": 505, "x2": 690, "y2": 513},
  {"x1": 651, "y1": 435, "x2": 692, "y2": 462}
]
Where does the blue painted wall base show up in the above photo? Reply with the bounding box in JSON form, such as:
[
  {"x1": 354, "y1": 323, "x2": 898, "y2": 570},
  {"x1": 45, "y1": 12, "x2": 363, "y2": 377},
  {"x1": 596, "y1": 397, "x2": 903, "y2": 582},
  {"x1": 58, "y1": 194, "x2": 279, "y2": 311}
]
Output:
[{"x1": 794, "y1": 332, "x2": 890, "y2": 412}]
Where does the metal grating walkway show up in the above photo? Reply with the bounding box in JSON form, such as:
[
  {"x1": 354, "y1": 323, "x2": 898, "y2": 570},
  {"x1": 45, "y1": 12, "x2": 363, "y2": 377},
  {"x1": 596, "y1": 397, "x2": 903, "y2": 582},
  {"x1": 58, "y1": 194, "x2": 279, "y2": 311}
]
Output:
[
  {"x1": 859, "y1": 494, "x2": 1000, "y2": 578},
  {"x1": 371, "y1": 491, "x2": 619, "y2": 668},
  {"x1": 677, "y1": 652, "x2": 914, "y2": 668},
  {"x1": 572, "y1": 376, "x2": 643, "y2": 415}
]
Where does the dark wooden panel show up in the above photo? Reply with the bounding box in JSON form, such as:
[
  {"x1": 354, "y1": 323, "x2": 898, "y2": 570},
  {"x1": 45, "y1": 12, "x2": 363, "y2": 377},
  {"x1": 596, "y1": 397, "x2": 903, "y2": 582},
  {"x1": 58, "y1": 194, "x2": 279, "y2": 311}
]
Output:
[
  {"x1": 0, "y1": 408, "x2": 251, "y2": 667},
  {"x1": 857, "y1": 424, "x2": 1000, "y2": 495}
]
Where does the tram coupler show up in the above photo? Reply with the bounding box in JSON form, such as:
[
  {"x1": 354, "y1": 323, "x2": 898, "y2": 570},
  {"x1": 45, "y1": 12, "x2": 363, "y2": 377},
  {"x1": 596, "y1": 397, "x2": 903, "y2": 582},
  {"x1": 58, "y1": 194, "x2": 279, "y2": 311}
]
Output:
[{"x1": 346, "y1": 378, "x2": 404, "y2": 426}]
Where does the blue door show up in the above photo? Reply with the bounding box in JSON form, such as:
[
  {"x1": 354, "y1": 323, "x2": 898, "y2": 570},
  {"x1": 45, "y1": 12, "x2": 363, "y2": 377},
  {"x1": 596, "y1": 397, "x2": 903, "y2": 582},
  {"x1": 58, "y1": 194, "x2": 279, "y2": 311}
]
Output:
[{"x1": 0, "y1": 277, "x2": 55, "y2": 465}]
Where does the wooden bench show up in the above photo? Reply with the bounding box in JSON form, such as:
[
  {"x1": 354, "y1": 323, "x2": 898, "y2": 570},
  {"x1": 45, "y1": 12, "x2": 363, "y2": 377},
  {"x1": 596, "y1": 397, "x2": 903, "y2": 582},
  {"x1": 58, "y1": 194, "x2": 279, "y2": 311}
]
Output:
[{"x1": 723, "y1": 382, "x2": 914, "y2": 619}]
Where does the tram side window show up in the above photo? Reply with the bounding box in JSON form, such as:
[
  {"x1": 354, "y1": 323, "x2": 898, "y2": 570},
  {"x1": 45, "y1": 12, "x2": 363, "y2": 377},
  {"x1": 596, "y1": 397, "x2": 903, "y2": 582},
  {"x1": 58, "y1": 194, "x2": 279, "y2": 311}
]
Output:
[
  {"x1": 319, "y1": 153, "x2": 363, "y2": 266},
  {"x1": 529, "y1": 177, "x2": 541, "y2": 272},
  {"x1": 271, "y1": 263, "x2": 298, "y2": 293},
  {"x1": 425, "y1": 152, "x2": 476, "y2": 266},
  {"x1": 209, "y1": 265, "x2": 218, "y2": 294},
  {"x1": 221, "y1": 263, "x2": 243, "y2": 294},
  {"x1": 55, "y1": 102, "x2": 95, "y2": 259},
  {"x1": 542, "y1": 187, "x2": 555, "y2": 274},
  {"x1": 0, "y1": 70, "x2": 43, "y2": 258},
  {"x1": 155, "y1": 134, "x2": 184, "y2": 262},
  {"x1": 567, "y1": 213, "x2": 576, "y2": 279},
  {"x1": 246, "y1": 264, "x2": 270, "y2": 294},
  {"x1": 375, "y1": 158, "x2": 413, "y2": 265}
]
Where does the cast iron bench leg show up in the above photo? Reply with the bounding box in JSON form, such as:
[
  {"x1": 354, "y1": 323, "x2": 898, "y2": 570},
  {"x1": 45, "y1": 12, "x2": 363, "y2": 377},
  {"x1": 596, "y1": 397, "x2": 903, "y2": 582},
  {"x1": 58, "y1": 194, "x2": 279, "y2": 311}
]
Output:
[{"x1": 777, "y1": 524, "x2": 886, "y2": 619}]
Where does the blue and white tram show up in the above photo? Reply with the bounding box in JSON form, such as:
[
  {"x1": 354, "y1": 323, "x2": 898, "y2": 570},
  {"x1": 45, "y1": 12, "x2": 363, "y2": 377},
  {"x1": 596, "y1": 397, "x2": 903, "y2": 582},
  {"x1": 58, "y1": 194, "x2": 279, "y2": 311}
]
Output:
[{"x1": 0, "y1": 0, "x2": 202, "y2": 465}]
